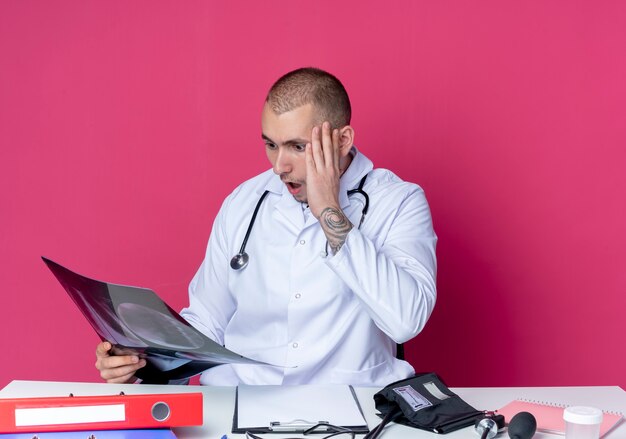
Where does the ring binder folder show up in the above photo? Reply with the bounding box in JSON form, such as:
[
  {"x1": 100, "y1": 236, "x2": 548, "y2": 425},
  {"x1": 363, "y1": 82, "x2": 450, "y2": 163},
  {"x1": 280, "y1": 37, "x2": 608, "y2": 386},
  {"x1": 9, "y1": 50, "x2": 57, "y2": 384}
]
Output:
[{"x1": 0, "y1": 392, "x2": 203, "y2": 434}]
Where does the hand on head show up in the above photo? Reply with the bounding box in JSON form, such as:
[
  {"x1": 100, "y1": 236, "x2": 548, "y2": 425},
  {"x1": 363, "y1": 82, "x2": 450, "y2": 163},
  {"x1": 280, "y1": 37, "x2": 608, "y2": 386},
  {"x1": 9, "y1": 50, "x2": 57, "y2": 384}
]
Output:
[
  {"x1": 95, "y1": 341, "x2": 146, "y2": 384},
  {"x1": 305, "y1": 121, "x2": 355, "y2": 254},
  {"x1": 305, "y1": 121, "x2": 344, "y2": 219}
]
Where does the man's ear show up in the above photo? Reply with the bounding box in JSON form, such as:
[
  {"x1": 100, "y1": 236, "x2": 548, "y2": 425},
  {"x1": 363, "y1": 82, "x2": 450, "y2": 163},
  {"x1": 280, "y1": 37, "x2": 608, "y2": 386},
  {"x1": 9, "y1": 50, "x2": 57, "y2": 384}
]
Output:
[{"x1": 338, "y1": 125, "x2": 355, "y2": 157}]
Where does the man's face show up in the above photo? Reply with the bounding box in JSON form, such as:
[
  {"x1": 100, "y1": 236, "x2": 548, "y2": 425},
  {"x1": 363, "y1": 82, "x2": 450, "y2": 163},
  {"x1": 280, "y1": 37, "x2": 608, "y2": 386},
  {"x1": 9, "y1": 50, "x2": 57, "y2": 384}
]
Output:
[{"x1": 261, "y1": 102, "x2": 318, "y2": 203}]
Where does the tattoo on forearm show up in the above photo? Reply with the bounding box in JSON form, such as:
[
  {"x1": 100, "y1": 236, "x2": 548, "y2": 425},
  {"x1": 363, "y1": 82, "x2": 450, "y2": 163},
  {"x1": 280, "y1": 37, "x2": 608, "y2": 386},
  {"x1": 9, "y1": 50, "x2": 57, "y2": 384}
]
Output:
[{"x1": 320, "y1": 207, "x2": 353, "y2": 254}]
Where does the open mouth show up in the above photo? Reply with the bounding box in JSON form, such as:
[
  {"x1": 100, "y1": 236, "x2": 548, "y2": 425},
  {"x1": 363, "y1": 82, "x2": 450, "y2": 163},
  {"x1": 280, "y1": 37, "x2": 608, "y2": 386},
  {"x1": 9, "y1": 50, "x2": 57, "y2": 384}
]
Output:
[{"x1": 285, "y1": 182, "x2": 303, "y2": 195}]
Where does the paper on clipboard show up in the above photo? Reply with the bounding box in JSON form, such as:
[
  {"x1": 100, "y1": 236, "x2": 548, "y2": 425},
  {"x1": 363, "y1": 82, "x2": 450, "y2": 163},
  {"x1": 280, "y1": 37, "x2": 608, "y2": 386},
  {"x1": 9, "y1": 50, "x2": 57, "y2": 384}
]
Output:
[{"x1": 233, "y1": 384, "x2": 369, "y2": 434}]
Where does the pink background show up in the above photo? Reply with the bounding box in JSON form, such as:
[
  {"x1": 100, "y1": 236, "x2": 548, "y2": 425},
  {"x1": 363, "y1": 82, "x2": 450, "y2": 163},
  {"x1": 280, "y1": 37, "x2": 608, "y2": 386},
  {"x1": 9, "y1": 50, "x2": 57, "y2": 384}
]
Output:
[{"x1": 1, "y1": 1, "x2": 624, "y2": 389}]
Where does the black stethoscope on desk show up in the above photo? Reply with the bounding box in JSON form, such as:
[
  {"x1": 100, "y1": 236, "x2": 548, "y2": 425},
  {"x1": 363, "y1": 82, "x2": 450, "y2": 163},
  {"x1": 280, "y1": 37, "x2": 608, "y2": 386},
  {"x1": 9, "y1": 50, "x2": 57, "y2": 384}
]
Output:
[{"x1": 230, "y1": 174, "x2": 370, "y2": 270}]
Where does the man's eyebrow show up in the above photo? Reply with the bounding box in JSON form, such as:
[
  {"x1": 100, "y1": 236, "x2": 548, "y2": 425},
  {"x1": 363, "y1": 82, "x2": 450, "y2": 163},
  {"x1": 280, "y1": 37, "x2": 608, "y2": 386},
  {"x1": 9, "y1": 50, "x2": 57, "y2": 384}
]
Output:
[{"x1": 261, "y1": 134, "x2": 309, "y2": 145}]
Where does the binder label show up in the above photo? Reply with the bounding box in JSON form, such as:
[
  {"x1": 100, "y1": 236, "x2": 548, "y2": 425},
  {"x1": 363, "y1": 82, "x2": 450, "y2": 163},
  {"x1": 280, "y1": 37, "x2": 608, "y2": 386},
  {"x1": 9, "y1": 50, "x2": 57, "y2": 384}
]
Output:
[{"x1": 15, "y1": 404, "x2": 126, "y2": 427}]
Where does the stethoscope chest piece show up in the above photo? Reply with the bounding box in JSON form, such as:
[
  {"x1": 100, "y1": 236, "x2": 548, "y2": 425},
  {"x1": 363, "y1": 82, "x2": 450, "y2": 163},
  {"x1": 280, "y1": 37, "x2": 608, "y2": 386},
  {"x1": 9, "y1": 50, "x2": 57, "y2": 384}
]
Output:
[
  {"x1": 230, "y1": 252, "x2": 249, "y2": 270},
  {"x1": 230, "y1": 190, "x2": 270, "y2": 271}
]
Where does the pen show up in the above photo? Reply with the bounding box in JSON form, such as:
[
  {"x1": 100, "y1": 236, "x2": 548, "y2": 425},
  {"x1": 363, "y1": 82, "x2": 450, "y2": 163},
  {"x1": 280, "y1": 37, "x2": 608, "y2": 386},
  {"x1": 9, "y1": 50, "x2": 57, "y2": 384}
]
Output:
[{"x1": 221, "y1": 435, "x2": 228, "y2": 439}]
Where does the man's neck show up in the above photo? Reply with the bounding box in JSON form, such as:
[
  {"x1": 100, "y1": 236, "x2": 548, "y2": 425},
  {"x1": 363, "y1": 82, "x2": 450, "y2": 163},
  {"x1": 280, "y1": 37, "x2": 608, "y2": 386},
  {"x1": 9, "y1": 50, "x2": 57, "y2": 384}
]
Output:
[{"x1": 339, "y1": 148, "x2": 355, "y2": 178}]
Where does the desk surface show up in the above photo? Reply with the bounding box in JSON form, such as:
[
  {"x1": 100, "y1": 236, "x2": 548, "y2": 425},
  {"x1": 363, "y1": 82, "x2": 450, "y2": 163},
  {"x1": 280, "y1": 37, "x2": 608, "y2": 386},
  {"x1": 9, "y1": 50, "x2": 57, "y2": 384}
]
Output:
[{"x1": 1, "y1": 381, "x2": 624, "y2": 438}]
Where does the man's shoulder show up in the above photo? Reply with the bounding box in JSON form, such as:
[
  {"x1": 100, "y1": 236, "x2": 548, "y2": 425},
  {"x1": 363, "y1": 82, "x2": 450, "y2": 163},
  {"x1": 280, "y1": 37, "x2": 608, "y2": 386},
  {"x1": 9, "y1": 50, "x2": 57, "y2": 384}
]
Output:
[{"x1": 368, "y1": 167, "x2": 425, "y2": 198}]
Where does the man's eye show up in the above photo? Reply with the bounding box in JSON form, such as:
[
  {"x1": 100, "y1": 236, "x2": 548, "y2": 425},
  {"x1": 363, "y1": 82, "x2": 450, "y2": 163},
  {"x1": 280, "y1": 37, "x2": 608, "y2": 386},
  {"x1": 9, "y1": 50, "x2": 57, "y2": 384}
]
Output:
[
  {"x1": 265, "y1": 143, "x2": 277, "y2": 150},
  {"x1": 293, "y1": 144, "x2": 306, "y2": 152}
]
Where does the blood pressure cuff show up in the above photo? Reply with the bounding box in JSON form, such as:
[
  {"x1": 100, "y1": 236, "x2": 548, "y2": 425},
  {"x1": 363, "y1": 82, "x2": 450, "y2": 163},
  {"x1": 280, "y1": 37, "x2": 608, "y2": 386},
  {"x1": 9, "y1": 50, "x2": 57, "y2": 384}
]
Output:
[{"x1": 373, "y1": 373, "x2": 483, "y2": 434}]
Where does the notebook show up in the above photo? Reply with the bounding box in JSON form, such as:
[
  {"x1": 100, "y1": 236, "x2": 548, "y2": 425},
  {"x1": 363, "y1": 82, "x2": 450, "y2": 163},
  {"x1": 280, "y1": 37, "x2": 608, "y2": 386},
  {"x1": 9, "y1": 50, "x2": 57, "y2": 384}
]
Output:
[{"x1": 498, "y1": 399, "x2": 623, "y2": 437}]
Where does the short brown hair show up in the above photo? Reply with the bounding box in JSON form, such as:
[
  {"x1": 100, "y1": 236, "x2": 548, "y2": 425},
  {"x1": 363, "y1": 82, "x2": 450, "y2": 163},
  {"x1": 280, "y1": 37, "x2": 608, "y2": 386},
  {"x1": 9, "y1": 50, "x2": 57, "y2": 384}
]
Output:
[{"x1": 266, "y1": 67, "x2": 351, "y2": 127}]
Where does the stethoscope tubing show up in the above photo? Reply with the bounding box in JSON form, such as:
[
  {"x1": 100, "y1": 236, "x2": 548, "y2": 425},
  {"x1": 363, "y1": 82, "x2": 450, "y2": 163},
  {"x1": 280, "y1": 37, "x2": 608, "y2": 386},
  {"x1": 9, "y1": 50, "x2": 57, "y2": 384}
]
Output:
[
  {"x1": 237, "y1": 190, "x2": 269, "y2": 255},
  {"x1": 231, "y1": 174, "x2": 369, "y2": 270},
  {"x1": 347, "y1": 175, "x2": 369, "y2": 229}
]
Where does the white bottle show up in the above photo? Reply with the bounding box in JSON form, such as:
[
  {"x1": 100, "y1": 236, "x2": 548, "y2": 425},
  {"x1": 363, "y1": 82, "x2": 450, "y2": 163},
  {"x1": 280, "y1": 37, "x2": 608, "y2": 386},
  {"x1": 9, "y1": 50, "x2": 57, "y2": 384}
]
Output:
[{"x1": 563, "y1": 406, "x2": 603, "y2": 439}]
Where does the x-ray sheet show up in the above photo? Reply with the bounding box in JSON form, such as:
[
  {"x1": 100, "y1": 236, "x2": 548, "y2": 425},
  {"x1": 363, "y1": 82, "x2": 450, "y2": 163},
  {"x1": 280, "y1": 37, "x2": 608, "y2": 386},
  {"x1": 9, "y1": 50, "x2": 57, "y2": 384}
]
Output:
[{"x1": 42, "y1": 257, "x2": 267, "y2": 383}]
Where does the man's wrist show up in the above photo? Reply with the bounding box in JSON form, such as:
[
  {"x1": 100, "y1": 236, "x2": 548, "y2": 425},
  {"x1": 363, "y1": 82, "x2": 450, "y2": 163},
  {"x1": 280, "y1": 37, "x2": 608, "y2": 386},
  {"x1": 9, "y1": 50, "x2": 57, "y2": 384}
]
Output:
[{"x1": 320, "y1": 206, "x2": 352, "y2": 254}]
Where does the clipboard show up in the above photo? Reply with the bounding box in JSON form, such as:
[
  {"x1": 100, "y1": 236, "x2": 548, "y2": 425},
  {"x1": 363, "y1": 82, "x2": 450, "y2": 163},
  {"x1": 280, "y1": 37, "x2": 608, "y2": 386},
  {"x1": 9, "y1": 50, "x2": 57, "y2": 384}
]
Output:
[{"x1": 232, "y1": 385, "x2": 369, "y2": 434}]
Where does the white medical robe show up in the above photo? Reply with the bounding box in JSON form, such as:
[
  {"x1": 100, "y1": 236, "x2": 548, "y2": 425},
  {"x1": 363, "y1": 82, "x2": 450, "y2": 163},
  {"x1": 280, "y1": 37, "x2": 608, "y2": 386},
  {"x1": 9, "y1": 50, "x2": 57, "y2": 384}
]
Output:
[{"x1": 181, "y1": 148, "x2": 437, "y2": 386}]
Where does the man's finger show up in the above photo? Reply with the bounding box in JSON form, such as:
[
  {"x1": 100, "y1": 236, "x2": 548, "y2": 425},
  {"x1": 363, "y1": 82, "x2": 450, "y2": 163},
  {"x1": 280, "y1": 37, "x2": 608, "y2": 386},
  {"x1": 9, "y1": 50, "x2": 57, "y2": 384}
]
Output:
[
  {"x1": 100, "y1": 360, "x2": 145, "y2": 382},
  {"x1": 305, "y1": 142, "x2": 315, "y2": 173},
  {"x1": 311, "y1": 125, "x2": 325, "y2": 171},
  {"x1": 96, "y1": 341, "x2": 112, "y2": 357},
  {"x1": 321, "y1": 122, "x2": 335, "y2": 170},
  {"x1": 106, "y1": 373, "x2": 136, "y2": 384},
  {"x1": 99, "y1": 354, "x2": 141, "y2": 370},
  {"x1": 332, "y1": 128, "x2": 340, "y2": 170}
]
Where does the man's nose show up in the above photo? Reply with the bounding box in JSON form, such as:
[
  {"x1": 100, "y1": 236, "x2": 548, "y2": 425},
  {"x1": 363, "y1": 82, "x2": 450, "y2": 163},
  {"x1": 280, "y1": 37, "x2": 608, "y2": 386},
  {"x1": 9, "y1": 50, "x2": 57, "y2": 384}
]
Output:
[{"x1": 272, "y1": 149, "x2": 292, "y2": 175}]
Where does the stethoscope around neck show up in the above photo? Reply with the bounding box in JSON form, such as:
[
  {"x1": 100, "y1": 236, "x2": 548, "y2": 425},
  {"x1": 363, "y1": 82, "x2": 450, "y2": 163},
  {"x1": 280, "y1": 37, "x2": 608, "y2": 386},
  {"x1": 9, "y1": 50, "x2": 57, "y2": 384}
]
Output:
[{"x1": 230, "y1": 174, "x2": 370, "y2": 270}]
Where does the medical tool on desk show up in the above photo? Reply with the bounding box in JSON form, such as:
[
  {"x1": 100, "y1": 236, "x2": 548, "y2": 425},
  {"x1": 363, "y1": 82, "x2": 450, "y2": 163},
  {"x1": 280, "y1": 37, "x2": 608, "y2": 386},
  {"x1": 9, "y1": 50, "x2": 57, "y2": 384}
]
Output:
[
  {"x1": 473, "y1": 412, "x2": 505, "y2": 439},
  {"x1": 230, "y1": 175, "x2": 369, "y2": 271},
  {"x1": 506, "y1": 412, "x2": 537, "y2": 439}
]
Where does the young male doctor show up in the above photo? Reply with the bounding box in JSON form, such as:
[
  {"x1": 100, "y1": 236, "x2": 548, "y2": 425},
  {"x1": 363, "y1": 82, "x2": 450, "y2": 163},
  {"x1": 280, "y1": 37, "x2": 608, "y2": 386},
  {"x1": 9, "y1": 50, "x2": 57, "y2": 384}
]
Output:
[{"x1": 95, "y1": 67, "x2": 437, "y2": 386}]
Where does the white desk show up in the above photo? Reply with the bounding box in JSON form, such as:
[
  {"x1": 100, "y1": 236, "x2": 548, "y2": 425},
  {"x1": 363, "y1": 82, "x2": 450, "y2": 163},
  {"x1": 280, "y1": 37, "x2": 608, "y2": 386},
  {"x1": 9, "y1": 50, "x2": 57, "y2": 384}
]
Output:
[{"x1": 1, "y1": 381, "x2": 624, "y2": 438}]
